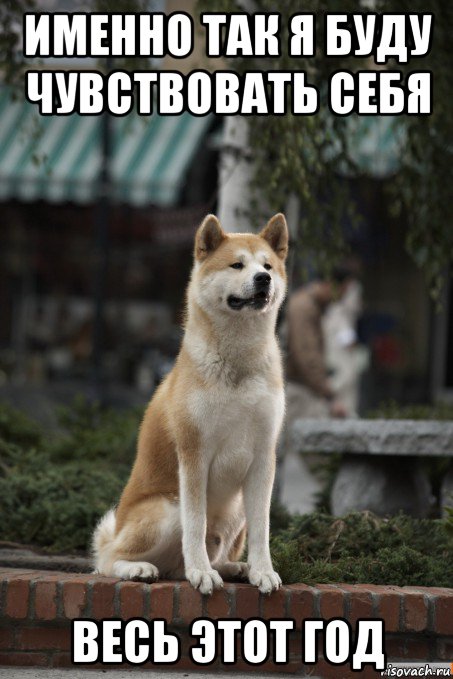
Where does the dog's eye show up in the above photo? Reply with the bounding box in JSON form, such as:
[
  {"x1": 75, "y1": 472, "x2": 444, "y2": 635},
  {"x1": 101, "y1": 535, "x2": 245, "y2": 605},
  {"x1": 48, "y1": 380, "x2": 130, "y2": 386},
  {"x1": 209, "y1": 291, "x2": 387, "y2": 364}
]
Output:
[
  {"x1": 230, "y1": 262, "x2": 244, "y2": 270},
  {"x1": 264, "y1": 263, "x2": 272, "y2": 271}
]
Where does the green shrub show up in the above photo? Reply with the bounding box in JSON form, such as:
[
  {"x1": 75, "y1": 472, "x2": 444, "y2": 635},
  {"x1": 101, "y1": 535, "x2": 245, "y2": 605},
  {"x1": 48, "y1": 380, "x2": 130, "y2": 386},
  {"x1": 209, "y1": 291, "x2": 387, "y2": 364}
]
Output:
[
  {"x1": 270, "y1": 511, "x2": 453, "y2": 587},
  {"x1": 0, "y1": 402, "x2": 43, "y2": 448},
  {"x1": 0, "y1": 442, "x2": 125, "y2": 552},
  {"x1": 367, "y1": 400, "x2": 453, "y2": 421},
  {"x1": 0, "y1": 399, "x2": 140, "y2": 552},
  {"x1": 49, "y1": 396, "x2": 140, "y2": 464}
]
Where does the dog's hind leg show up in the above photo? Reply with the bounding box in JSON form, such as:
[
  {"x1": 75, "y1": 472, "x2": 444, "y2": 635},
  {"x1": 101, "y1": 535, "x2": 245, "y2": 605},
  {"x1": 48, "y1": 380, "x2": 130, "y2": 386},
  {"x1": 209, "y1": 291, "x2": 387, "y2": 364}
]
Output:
[
  {"x1": 208, "y1": 519, "x2": 249, "y2": 581},
  {"x1": 93, "y1": 496, "x2": 182, "y2": 581},
  {"x1": 111, "y1": 559, "x2": 159, "y2": 582},
  {"x1": 216, "y1": 525, "x2": 249, "y2": 580},
  {"x1": 228, "y1": 524, "x2": 247, "y2": 562}
]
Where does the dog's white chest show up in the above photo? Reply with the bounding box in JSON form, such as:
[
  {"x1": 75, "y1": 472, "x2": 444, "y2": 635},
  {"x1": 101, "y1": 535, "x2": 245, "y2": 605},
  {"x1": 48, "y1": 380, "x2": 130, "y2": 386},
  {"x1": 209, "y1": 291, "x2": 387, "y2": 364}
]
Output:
[
  {"x1": 188, "y1": 377, "x2": 284, "y2": 502},
  {"x1": 189, "y1": 375, "x2": 279, "y2": 440}
]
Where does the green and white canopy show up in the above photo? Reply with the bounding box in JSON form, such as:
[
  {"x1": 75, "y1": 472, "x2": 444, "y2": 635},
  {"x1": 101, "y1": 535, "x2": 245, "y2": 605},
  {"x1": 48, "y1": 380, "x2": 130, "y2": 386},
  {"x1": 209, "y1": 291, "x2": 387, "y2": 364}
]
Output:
[
  {"x1": 0, "y1": 86, "x2": 213, "y2": 206},
  {"x1": 0, "y1": 85, "x2": 404, "y2": 206}
]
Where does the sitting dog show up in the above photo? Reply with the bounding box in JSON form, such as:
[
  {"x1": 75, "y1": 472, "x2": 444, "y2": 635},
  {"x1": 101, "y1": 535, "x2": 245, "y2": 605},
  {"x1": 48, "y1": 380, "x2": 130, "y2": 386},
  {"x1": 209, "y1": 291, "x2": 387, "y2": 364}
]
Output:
[{"x1": 93, "y1": 213, "x2": 288, "y2": 594}]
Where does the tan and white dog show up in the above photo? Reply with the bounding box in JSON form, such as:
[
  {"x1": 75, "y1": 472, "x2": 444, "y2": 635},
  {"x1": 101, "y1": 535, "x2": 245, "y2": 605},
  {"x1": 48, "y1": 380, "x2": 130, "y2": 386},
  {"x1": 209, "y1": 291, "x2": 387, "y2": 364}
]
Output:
[{"x1": 93, "y1": 213, "x2": 288, "y2": 595}]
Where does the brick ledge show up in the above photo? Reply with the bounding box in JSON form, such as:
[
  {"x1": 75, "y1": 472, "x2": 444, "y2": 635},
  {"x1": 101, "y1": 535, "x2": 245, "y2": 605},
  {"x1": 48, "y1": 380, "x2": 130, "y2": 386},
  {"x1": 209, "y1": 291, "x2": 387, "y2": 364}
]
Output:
[{"x1": 0, "y1": 568, "x2": 452, "y2": 676}]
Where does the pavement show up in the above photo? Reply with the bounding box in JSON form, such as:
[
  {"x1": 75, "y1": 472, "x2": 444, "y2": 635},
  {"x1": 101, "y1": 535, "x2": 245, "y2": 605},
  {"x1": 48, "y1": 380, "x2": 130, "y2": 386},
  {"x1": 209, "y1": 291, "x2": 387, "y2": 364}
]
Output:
[
  {"x1": 0, "y1": 382, "x2": 147, "y2": 430},
  {"x1": 0, "y1": 670, "x2": 301, "y2": 678},
  {"x1": 0, "y1": 546, "x2": 91, "y2": 572},
  {"x1": 2, "y1": 664, "x2": 449, "y2": 678}
]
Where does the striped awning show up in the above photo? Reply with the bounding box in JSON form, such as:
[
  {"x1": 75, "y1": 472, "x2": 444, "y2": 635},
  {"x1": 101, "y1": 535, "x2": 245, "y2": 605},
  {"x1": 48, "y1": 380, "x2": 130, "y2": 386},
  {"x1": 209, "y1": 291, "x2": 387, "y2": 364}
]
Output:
[{"x1": 0, "y1": 87, "x2": 214, "y2": 206}]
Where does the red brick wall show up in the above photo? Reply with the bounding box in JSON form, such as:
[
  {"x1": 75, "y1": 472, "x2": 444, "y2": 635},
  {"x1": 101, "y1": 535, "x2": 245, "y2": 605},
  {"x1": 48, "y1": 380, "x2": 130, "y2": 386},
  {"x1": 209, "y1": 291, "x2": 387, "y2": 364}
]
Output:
[{"x1": 0, "y1": 568, "x2": 452, "y2": 677}]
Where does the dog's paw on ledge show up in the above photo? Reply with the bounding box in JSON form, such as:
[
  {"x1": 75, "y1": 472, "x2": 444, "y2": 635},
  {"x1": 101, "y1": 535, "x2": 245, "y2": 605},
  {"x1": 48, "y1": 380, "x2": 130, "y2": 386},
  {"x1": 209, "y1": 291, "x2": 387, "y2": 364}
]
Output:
[
  {"x1": 248, "y1": 567, "x2": 282, "y2": 594},
  {"x1": 186, "y1": 567, "x2": 223, "y2": 595}
]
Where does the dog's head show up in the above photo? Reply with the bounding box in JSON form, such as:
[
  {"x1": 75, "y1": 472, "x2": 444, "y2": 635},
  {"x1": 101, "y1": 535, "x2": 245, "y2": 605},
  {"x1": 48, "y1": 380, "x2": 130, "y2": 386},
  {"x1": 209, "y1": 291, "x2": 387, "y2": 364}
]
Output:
[{"x1": 191, "y1": 213, "x2": 288, "y2": 317}]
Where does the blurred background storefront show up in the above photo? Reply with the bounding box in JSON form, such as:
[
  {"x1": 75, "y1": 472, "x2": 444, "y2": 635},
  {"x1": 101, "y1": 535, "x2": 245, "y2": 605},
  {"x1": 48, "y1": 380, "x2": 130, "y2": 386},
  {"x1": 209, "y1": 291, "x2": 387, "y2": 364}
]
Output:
[
  {"x1": 0, "y1": 0, "x2": 451, "y2": 414},
  {"x1": 0, "y1": 83, "x2": 220, "y2": 403}
]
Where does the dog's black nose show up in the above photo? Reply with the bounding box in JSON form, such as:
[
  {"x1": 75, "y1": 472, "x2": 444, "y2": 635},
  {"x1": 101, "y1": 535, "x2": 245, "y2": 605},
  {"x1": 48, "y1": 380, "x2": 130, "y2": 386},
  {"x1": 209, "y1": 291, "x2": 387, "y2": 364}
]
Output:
[{"x1": 254, "y1": 272, "x2": 271, "y2": 288}]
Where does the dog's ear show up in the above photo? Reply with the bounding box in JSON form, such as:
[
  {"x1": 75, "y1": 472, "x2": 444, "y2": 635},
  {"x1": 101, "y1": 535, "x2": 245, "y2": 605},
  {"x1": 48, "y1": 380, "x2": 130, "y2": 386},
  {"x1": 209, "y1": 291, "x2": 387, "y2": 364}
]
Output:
[
  {"x1": 195, "y1": 214, "x2": 226, "y2": 261},
  {"x1": 259, "y1": 213, "x2": 289, "y2": 260}
]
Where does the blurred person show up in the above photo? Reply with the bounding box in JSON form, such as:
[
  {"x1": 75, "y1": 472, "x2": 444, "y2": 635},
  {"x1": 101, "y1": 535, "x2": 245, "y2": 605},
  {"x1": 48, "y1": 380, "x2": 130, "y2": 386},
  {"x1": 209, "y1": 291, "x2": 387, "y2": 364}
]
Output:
[
  {"x1": 274, "y1": 269, "x2": 353, "y2": 508},
  {"x1": 285, "y1": 269, "x2": 353, "y2": 423},
  {"x1": 323, "y1": 279, "x2": 369, "y2": 416}
]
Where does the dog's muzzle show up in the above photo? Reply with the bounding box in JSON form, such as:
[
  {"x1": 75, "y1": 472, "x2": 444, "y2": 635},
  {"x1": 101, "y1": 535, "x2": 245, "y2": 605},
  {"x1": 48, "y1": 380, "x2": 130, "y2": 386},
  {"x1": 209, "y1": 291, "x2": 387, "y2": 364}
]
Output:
[{"x1": 227, "y1": 273, "x2": 272, "y2": 310}]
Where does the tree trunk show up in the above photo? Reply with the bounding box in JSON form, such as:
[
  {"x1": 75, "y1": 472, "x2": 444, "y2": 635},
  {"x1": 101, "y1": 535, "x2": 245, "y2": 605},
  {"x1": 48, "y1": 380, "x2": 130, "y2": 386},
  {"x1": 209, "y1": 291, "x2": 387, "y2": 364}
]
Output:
[{"x1": 217, "y1": 116, "x2": 255, "y2": 232}]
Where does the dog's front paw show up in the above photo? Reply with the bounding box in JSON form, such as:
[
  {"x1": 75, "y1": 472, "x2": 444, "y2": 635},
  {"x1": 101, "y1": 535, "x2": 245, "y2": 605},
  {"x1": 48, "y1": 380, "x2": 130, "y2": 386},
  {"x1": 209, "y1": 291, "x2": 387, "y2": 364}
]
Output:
[
  {"x1": 248, "y1": 567, "x2": 282, "y2": 594},
  {"x1": 186, "y1": 568, "x2": 223, "y2": 595}
]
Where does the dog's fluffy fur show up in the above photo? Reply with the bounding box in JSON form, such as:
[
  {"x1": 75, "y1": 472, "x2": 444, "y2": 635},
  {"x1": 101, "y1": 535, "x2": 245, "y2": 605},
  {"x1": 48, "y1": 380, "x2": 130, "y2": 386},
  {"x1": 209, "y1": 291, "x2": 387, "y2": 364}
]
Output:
[{"x1": 93, "y1": 213, "x2": 288, "y2": 594}]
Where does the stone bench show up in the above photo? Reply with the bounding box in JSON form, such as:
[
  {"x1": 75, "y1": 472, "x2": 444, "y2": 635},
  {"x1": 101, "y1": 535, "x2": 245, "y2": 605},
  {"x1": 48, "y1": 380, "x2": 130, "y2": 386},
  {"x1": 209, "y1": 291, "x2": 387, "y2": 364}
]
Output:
[{"x1": 291, "y1": 419, "x2": 453, "y2": 517}]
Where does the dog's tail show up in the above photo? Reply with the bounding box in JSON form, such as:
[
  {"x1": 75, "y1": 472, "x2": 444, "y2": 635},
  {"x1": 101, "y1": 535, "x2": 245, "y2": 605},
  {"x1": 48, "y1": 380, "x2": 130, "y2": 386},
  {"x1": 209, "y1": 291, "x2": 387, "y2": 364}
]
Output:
[{"x1": 91, "y1": 508, "x2": 116, "y2": 574}]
